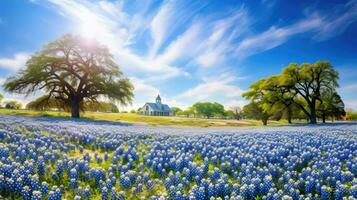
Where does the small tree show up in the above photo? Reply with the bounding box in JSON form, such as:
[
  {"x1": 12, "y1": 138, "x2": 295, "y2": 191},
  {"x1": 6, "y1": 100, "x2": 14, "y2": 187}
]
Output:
[
  {"x1": 192, "y1": 102, "x2": 225, "y2": 118},
  {"x1": 4, "y1": 100, "x2": 22, "y2": 109},
  {"x1": 346, "y1": 109, "x2": 357, "y2": 120},
  {"x1": 230, "y1": 106, "x2": 242, "y2": 120},
  {"x1": 4, "y1": 34, "x2": 134, "y2": 118},
  {"x1": 171, "y1": 107, "x2": 182, "y2": 116},
  {"x1": 242, "y1": 101, "x2": 271, "y2": 125},
  {"x1": 224, "y1": 110, "x2": 235, "y2": 119}
]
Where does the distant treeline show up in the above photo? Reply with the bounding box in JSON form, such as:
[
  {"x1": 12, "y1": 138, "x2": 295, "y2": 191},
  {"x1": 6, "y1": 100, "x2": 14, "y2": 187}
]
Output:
[
  {"x1": 172, "y1": 102, "x2": 242, "y2": 120},
  {"x1": 346, "y1": 110, "x2": 357, "y2": 121}
]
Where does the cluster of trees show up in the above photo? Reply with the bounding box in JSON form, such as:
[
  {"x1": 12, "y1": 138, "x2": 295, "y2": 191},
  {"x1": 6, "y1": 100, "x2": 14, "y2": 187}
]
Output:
[
  {"x1": 3, "y1": 34, "x2": 134, "y2": 118},
  {"x1": 0, "y1": 94, "x2": 23, "y2": 109},
  {"x1": 4, "y1": 100, "x2": 22, "y2": 109},
  {"x1": 243, "y1": 61, "x2": 345, "y2": 125},
  {"x1": 346, "y1": 109, "x2": 357, "y2": 121},
  {"x1": 173, "y1": 102, "x2": 241, "y2": 119}
]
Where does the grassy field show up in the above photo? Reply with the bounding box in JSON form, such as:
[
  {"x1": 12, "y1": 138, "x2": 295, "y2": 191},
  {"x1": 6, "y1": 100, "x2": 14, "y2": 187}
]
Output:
[{"x1": 0, "y1": 108, "x2": 291, "y2": 127}]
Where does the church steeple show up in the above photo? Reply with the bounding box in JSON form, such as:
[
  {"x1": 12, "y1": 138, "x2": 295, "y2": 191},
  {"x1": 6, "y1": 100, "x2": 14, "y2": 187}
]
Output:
[{"x1": 156, "y1": 94, "x2": 162, "y2": 104}]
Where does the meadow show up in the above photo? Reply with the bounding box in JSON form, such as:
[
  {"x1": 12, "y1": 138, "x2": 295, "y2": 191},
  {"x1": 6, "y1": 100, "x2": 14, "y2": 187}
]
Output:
[
  {"x1": 0, "y1": 109, "x2": 291, "y2": 127},
  {"x1": 0, "y1": 114, "x2": 356, "y2": 200}
]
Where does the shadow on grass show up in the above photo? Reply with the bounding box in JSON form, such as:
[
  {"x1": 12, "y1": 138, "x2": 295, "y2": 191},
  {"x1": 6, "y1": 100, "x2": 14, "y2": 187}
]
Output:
[{"x1": 22, "y1": 113, "x2": 135, "y2": 127}]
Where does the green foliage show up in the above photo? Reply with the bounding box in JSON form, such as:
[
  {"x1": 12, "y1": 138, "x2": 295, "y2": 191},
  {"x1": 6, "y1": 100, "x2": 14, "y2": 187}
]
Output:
[
  {"x1": 4, "y1": 34, "x2": 134, "y2": 118},
  {"x1": 229, "y1": 106, "x2": 242, "y2": 120},
  {"x1": 26, "y1": 95, "x2": 71, "y2": 111},
  {"x1": 224, "y1": 110, "x2": 235, "y2": 119},
  {"x1": 84, "y1": 101, "x2": 119, "y2": 113},
  {"x1": 26, "y1": 95, "x2": 120, "y2": 113},
  {"x1": 176, "y1": 109, "x2": 194, "y2": 117},
  {"x1": 4, "y1": 100, "x2": 22, "y2": 109},
  {"x1": 279, "y1": 61, "x2": 339, "y2": 123},
  {"x1": 242, "y1": 101, "x2": 271, "y2": 125},
  {"x1": 171, "y1": 107, "x2": 182, "y2": 115},
  {"x1": 0, "y1": 93, "x2": 3, "y2": 106},
  {"x1": 243, "y1": 61, "x2": 342, "y2": 124},
  {"x1": 346, "y1": 110, "x2": 357, "y2": 120},
  {"x1": 317, "y1": 89, "x2": 345, "y2": 122},
  {"x1": 191, "y1": 102, "x2": 225, "y2": 118}
]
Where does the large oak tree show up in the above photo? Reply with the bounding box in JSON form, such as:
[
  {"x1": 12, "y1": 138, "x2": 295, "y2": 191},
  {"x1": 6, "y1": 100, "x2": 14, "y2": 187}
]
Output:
[
  {"x1": 4, "y1": 34, "x2": 134, "y2": 118},
  {"x1": 279, "y1": 62, "x2": 339, "y2": 124},
  {"x1": 243, "y1": 61, "x2": 341, "y2": 124}
]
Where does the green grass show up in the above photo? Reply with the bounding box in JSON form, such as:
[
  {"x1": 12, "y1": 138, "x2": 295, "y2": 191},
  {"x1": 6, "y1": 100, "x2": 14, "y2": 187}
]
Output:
[{"x1": 0, "y1": 108, "x2": 293, "y2": 127}]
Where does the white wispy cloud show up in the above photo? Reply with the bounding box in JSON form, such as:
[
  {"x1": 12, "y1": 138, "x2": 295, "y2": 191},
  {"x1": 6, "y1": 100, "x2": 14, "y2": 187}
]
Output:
[
  {"x1": 234, "y1": 1, "x2": 357, "y2": 59},
  {"x1": 313, "y1": 1, "x2": 357, "y2": 41},
  {"x1": 339, "y1": 83, "x2": 357, "y2": 92},
  {"x1": 235, "y1": 15, "x2": 323, "y2": 58},
  {"x1": 176, "y1": 73, "x2": 245, "y2": 103},
  {"x1": 149, "y1": 1, "x2": 174, "y2": 58},
  {"x1": 155, "y1": 22, "x2": 203, "y2": 66},
  {"x1": 196, "y1": 8, "x2": 251, "y2": 68},
  {"x1": 20, "y1": 0, "x2": 357, "y2": 110},
  {"x1": 0, "y1": 53, "x2": 30, "y2": 71},
  {"x1": 48, "y1": 0, "x2": 188, "y2": 82}
]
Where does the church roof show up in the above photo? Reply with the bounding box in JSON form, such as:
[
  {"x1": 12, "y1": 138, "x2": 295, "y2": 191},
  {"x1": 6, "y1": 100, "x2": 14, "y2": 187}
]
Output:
[
  {"x1": 156, "y1": 94, "x2": 161, "y2": 101},
  {"x1": 146, "y1": 102, "x2": 171, "y2": 112}
]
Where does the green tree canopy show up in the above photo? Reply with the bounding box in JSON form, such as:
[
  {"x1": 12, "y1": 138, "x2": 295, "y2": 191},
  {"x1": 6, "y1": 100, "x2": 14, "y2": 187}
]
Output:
[
  {"x1": 191, "y1": 102, "x2": 225, "y2": 118},
  {"x1": 4, "y1": 100, "x2": 22, "y2": 109},
  {"x1": 177, "y1": 108, "x2": 194, "y2": 117},
  {"x1": 243, "y1": 61, "x2": 341, "y2": 124},
  {"x1": 242, "y1": 101, "x2": 271, "y2": 125},
  {"x1": 26, "y1": 95, "x2": 70, "y2": 111},
  {"x1": 243, "y1": 75, "x2": 296, "y2": 123},
  {"x1": 317, "y1": 89, "x2": 345, "y2": 122},
  {"x1": 279, "y1": 61, "x2": 339, "y2": 123},
  {"x1": 171, "y1": 107, "x2": 182, "y2": 116},
  {"x1": 4, "y1": 34, "x2": 134, "y2": 118}
]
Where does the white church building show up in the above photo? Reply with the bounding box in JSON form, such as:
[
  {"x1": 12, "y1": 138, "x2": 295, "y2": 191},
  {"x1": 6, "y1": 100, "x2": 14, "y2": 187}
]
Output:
[{"x1": 139, "y1": 95, "x2": 172, "y2": 116}]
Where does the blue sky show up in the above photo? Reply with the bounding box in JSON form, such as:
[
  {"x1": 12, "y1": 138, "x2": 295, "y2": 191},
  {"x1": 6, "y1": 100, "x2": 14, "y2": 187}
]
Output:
[{"x1": 0, "y1": 0, "x2": 357, "y2": 110}]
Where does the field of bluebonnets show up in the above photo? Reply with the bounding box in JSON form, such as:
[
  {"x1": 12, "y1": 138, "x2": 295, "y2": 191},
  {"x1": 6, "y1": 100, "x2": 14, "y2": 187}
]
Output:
[{"x1": 0, "y1": 114, "x2": 356, "y2": 200}]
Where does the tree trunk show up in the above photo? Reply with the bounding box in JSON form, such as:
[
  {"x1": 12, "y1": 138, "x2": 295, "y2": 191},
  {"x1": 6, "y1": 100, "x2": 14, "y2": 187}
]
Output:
[
  {"x1": 71, "y1": 100, "x2": 80, "y2": 118},
  {"x1": 322, "y1": 112, "x2": 326, "y2": 123},
  {"x1": 235, "y1": 111, "x2": 240, "y2": 120},
  {"x1": 310, "y1": 113, "x2": 317, "y2": 124},
  {"x1": 262, "y1": 118, "x2": 268, "y2": 126},
  {"x1": 309, "y1": 100, "x2": 317, "y2": 124},
  {"x1": 287, "y1": 106, "x2": 292, "y2": 124}
]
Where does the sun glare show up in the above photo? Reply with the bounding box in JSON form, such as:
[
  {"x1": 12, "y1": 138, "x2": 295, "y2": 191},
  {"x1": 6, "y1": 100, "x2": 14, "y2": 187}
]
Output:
[{"x1": 80, "y1": 23, "x2": 98, "y2": 40}]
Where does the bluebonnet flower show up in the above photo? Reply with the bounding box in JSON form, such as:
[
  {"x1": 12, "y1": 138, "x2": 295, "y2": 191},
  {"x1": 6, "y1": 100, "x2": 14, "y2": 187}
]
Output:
[
  {"x1": 22, "y1": 186, "x2": 31, "y2": 200},
  {"x1": 84, "y1": 186, "x2": 91, "y2": 199},
  {"x1": 31, "y1": 191, "x2": 42, "y2": 200},
  {"x1": 321, "y1": 185, "x2": 331, "y2": 200},
  {"x1": 41, "y1": 181, "x2": 49, "y2": 196}
]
